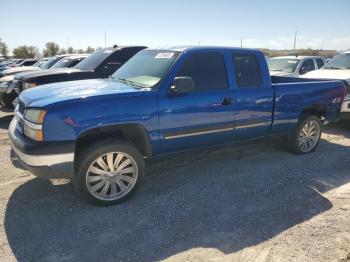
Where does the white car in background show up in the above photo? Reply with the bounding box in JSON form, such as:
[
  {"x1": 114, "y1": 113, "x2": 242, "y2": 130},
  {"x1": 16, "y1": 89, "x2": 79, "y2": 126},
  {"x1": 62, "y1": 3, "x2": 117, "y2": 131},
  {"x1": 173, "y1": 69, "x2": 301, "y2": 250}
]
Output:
[
  {"x1": 268, "y1": 56, "x2": 326, "y2": 77},
  {"x1": 301, "y1": 52, "x2": 350, "y2": 119}
]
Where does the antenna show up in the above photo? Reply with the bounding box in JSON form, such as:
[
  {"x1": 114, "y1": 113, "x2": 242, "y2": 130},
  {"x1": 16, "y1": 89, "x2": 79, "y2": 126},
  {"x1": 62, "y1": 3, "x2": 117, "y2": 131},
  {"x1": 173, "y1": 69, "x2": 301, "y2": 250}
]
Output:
[
  {"x1": 67, "y1": 37, "x2": 70, "y2": 53},
  {"x1": 293, "y1": 31, "x2": 298, "y2": 51},
  {"x1": 240, "y1": 37, "x2": 243, "y2": 48}
]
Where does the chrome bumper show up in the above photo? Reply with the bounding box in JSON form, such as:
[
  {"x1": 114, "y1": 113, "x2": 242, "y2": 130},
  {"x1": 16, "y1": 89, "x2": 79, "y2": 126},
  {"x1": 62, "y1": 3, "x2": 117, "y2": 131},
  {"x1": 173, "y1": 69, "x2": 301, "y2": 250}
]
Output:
[{"x1": 9, "y1": 118, "x2": 74, "y2": 179}]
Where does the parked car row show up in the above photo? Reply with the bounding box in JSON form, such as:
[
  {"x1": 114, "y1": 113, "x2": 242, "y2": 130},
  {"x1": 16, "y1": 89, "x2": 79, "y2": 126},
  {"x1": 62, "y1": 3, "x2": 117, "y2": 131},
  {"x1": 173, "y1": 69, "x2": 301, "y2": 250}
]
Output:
[
  {"x1": 6, "y1": 45, "x2": 347, "y2": 206},
  {"x1": 0, "y1": 55, "x2": 85, "y2": 108},
  {"x1": 0, "y1": 58, "x2": 38, "y2": 72},
  {"x1": 0, "y1": 46, "x2": 147, "y2": 109}
]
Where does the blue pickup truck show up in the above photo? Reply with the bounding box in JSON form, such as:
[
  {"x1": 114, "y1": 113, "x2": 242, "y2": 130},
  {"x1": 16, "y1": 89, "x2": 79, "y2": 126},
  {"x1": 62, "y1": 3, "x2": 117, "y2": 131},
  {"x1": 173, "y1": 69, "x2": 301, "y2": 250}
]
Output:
[{"x1": 9, "y1": 47, "x2": 345, "y2": 205}]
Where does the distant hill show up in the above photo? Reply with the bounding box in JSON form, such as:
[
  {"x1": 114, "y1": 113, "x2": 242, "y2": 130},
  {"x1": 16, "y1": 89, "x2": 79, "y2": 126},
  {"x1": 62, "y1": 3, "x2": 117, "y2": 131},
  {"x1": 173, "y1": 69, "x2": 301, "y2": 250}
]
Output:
[{"x1": 260, "y1": 48, "x2": 339, "y2": 58}]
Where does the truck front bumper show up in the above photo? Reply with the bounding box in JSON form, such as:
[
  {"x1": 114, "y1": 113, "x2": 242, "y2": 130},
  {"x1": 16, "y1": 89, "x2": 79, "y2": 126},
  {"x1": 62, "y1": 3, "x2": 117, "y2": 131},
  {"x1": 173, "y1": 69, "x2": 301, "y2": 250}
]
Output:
[{"x1": 8, "y1": 118, "x2": 75, "y2": 179}]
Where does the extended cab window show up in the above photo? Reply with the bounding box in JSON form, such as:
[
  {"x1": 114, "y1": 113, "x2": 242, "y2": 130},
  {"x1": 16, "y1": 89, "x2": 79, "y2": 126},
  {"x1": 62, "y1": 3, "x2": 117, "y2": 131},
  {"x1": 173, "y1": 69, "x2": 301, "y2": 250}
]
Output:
[
  {"x1": 176, "y1": 53, "x2": 228, "y2": 91},
  {"x1": 233, "y1": 54, "x2": 262, "y2": 88}
]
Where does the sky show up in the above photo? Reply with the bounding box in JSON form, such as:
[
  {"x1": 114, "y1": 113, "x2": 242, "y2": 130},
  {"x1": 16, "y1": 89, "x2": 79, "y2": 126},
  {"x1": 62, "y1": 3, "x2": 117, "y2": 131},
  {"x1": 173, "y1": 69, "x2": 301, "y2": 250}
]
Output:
[{"x1": 1, "y1": 0, "x2": 350, "y2": 53}]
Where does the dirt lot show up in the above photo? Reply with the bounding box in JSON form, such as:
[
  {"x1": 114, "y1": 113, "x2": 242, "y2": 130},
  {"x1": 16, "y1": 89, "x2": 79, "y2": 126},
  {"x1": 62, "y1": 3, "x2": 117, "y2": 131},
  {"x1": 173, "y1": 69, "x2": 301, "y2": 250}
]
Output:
[{"x1": 0, "y1": 111, "x2": 349, "y2": 262}]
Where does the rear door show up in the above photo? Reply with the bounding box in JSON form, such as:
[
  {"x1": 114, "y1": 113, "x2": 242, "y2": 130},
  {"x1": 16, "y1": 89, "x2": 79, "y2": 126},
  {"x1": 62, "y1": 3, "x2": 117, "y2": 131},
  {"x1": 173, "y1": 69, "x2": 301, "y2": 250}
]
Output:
[
  {"x1": 231, "y1": 52, "x2": 274, "y2": 139},
  {"x1": 159, "y1": 51, "x2": 235, "y2": 153}
]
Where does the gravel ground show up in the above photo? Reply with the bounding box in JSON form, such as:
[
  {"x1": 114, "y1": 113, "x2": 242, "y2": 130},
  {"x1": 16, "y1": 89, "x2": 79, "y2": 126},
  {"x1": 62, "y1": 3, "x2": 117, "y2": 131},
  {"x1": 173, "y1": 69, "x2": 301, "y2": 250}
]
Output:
[{"x1": 0, "y1": 111, "x2": 349, "y2": 262}]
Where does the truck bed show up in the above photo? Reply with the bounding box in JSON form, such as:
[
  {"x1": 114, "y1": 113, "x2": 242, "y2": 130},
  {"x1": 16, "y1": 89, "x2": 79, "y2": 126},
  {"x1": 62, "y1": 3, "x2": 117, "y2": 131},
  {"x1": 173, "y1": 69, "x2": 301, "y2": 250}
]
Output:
[{"x1": 270, "y1": 76, "x2": 345, "y2": 134}]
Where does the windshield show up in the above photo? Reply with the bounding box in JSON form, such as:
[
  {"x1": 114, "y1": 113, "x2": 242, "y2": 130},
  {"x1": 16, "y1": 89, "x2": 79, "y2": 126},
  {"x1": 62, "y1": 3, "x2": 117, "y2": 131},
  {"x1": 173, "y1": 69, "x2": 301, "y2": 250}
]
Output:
[
  {"x1": 74, "y1": 49, "x2": 110, "y2": 70},
  {"x1": 39, "y1": 57, "x2": 61, "y2": 69},
  {"x1": 324, "y1": 54, "x2": 350, "y2": 69},
  {"x1": 32, "y1": 60, "x2": 43, "y2": 67},
  {"x1": 267, "y1": 58, "x2": 300, "y2": 73},
  {"x1": 50, "y1": 58, "x2": 72, "y2": 68},
  {"x1": 112, "y1": 50, "x2": 179, "y2": 88}
]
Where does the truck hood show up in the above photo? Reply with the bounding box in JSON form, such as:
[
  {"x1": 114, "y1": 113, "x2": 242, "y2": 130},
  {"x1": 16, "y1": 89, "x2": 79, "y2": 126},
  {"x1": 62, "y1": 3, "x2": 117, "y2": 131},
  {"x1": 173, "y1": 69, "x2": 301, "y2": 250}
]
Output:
[
  {"x1": 2, "y1": 66, "x2": 40, "y2": 76},
  {"x1": 20, "y1": 78, "x2": 145, "y2": 108},
  {"x1": 301, "y1": 69, "x2": 350, "y2": 84},
  {"x1": 18, "y1": 68, "x2": 82, "y2": 81}
]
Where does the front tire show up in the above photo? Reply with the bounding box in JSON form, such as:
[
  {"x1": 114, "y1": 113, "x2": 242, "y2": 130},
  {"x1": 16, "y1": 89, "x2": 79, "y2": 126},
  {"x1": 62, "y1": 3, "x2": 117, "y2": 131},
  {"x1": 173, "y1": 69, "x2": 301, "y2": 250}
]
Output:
[
  {"x1": 73, "y1": 139, "x2": 145, "y2": 206},
  {"x1": 285, "y1": 115, "x2": 322, "y2": 154}
]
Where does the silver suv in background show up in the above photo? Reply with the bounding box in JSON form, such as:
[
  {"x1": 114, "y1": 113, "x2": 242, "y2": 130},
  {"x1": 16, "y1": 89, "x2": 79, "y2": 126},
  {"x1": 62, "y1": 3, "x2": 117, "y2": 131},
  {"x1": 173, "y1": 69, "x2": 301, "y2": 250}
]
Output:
[{"x1": 268, "y1": 56, "x2": 326, "y2": 77}]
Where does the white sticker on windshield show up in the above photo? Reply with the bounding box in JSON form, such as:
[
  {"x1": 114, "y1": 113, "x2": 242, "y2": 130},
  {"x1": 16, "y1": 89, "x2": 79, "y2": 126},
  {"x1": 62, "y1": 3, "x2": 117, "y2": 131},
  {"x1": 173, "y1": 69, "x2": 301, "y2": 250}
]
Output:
[
  {"x1": 155, "y1": 52, "x2": 174, "y2": 59},
  {"x1": 104, "y1": 50, "x2": 113, "y2": 53},
  {"x1": 287, "y1": 60, "x2": 298, "y2": 63}
]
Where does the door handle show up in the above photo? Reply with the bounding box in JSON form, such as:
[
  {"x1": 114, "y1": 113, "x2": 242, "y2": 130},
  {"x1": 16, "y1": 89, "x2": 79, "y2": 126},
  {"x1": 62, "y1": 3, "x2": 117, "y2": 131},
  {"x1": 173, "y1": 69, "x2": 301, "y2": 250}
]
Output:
[{"x1": 221, "y1": 97, "x2": 233, "y2": 106}]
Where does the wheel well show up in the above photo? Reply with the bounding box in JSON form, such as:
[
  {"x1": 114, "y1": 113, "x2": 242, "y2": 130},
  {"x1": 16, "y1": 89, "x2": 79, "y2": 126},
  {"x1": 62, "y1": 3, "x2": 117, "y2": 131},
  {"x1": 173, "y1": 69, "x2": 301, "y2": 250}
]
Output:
[
  {"x1": 75, "y1": 124, "x2": 152, "y2": 159},
  {"x1": 300, "y1": 104, "x2": 326, "y2": 120}
]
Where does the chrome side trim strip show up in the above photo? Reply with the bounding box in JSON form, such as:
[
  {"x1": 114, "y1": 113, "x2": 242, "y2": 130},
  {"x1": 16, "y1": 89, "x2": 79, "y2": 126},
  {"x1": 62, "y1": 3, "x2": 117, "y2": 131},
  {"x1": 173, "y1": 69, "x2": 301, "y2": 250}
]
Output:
[
  {"x1": 235, "y1": 122, "x2": 266, "y2": 129},
  {"x1": 164, "y1": 127, "x2": 233, "y2": 140}
]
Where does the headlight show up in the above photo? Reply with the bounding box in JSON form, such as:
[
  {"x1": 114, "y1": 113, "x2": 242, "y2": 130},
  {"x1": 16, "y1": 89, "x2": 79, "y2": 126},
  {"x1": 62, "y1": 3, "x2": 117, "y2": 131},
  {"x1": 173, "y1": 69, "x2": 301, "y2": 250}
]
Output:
[
  {"x1": 22, "y1": 109, "x2": 46, "y2": 141},
  {"x1": 24, "y1": 109, "x2": 46, "y2": 124},
  {"x1": 23, "y1": 82, "x2": 37, "y2": 89}
]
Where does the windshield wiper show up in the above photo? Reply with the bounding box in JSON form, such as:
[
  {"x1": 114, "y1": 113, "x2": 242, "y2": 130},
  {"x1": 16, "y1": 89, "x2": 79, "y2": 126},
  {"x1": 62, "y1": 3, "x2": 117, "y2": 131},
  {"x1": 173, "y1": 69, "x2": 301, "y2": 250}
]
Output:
[{"x1": 115, "y1": 77, "x2": 144, "y2": 88}]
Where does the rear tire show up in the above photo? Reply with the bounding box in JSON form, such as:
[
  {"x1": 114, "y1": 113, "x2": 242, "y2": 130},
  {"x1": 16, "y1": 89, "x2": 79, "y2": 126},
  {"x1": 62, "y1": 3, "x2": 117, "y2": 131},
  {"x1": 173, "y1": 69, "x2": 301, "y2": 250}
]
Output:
[
  {"x1": 73, "y1": 139, "x2": 145, "y2": 206},
  {"x1": 285, "y1": 115, "x2": 322, "y2": 154}
]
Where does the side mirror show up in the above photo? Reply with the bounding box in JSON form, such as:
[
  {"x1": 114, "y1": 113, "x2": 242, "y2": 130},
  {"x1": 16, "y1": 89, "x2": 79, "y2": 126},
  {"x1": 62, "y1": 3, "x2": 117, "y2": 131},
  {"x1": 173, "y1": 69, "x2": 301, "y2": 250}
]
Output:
[{"x1": 169, "y1": 76, "x2": 195, "y2": 95}]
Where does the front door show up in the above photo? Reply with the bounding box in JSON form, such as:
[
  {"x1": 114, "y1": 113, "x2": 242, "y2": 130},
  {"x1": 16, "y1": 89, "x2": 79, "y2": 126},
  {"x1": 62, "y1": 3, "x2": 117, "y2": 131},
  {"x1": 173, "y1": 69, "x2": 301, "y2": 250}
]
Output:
[{"x1": 159, "y1": 52, "x2": 235, "y2": 154}]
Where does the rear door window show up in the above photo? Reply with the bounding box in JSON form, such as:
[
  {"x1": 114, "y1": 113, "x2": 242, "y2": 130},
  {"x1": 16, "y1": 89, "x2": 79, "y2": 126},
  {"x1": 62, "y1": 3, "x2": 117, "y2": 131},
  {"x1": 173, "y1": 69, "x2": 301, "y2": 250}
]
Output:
[{"x1": 232, "y1": 54, "x2": 262, "y2": 88}]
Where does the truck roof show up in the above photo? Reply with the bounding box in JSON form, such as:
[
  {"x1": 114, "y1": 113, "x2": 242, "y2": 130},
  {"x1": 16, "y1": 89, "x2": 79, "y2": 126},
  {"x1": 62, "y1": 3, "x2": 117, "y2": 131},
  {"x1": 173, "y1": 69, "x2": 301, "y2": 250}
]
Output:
[
  {"x1": 271, "y1": 55, "x2": 324, "y2": 59},
  {"x1": 147, "y1": 46, "x2": 261, "y2": 53}
]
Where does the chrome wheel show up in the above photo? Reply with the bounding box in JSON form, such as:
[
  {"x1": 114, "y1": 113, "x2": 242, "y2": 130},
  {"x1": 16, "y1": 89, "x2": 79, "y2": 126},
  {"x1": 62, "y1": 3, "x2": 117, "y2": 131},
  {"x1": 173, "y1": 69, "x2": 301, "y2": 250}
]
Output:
[
  {"x1": 86, "y1": 152, "x2": 138, "y2": 201},
  {"x1": 298, "y1": 120, "x2": 320, "y2": 153}
]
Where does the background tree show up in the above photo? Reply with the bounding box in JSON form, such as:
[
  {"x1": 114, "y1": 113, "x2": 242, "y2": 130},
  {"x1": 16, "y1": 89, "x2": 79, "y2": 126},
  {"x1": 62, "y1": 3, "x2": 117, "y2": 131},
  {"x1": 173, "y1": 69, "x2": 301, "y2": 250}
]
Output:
[
  {"x1": 43, "y1": 42, "x2": 60, "y2": 57},
  {"x1": 76, "y1": 48, "x2": 84, "y2": 54},
  {"x1": 59, "y1": 48, "x2": 67, "y2": 54},
  {"x1": 67, "y1": 46, "x2": 74, "y2": 54},
  {"x1": 0, "y1": 38, "x2": 9, "y2": 58},
  {"x1": 86, "y1": 46, "x2": 95, "y2": 54},
  {"x1": 12, "y1": 45, "x2": 36, "y2": 58}
]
